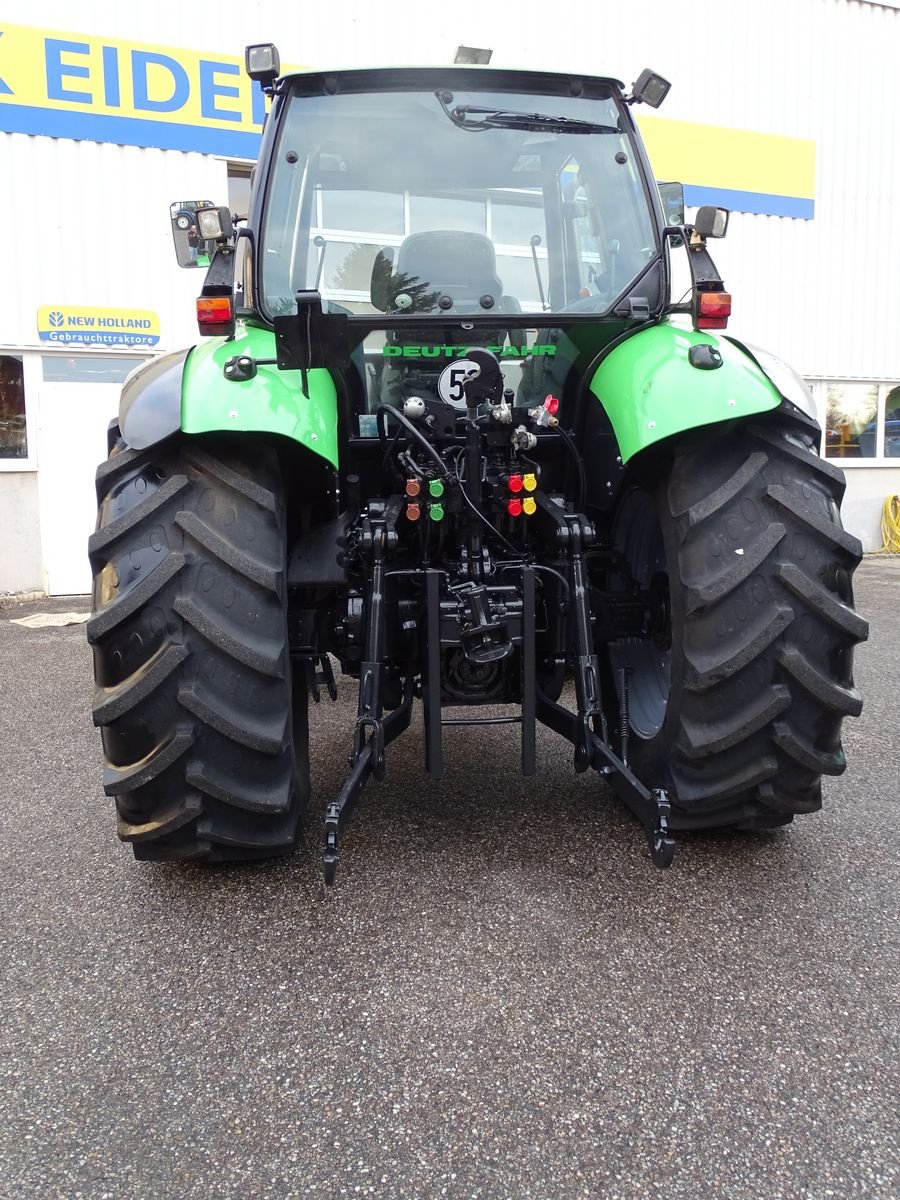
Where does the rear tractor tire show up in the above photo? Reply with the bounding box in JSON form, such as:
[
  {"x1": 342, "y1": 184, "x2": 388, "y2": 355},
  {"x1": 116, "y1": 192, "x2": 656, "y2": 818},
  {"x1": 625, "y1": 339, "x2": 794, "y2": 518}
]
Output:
[
  {"x1": 87, "y1": 430, "x2": 309, "y2": 861},
  {"x1": 609, "y1": 420, "x2": 868, "y2": 831}
]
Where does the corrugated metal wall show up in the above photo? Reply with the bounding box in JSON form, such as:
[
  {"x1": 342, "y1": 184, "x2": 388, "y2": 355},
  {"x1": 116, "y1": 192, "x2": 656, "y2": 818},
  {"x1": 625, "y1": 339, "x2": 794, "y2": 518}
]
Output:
[
  {"x1": 0, "y1": 132, "x2": 226, "y2": 351},
  {"x1": 1, "y1": 0, "x2": 897, "y2": 378},
  {"x1": 709, "y1": 0, "x2": 900, "y2": 378}
]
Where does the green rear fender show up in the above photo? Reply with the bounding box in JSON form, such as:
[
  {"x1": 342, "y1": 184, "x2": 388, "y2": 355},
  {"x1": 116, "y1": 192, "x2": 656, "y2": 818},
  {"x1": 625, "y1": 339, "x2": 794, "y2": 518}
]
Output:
[
  {"x1": 589, "y1": 321, "x2": 782, "y2": 464},
  {"x1": 182, "y1": 325, "x2": 339, "y2": 469}
]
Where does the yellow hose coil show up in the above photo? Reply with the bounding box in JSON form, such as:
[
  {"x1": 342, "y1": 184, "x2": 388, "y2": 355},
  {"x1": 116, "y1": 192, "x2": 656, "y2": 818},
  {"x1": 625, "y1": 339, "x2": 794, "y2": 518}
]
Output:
[{"x1": 880, "y1": 495, "x2": 900, "y2": 552}]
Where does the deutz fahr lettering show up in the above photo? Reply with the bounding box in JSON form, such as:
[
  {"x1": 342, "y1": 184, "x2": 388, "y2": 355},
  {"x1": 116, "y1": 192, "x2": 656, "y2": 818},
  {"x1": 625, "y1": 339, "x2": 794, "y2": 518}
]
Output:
[
  {"x1": 382, "y1": 345, "x2": 557, "y2": 358},
  {"x1": 87, "y1": 48, "x2": 867, "y2": 884}
]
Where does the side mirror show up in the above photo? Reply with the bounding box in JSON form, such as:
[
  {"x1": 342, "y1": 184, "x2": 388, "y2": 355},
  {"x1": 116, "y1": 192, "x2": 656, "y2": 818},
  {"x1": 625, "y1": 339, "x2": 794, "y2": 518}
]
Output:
[
  {"x1": 658, "y1": 181, "x2": 685, "y2": 227},
  {"x1": 170, "y1": 200, "x2": 218, "y2": 269},
  {"x1": 694, "y1": 206, "x2": 729, "y2": 239}
]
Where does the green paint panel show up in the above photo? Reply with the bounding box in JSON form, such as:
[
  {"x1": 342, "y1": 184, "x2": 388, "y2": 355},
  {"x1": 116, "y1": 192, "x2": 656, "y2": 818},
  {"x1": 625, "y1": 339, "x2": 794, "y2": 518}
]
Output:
[
  {"x1": 589, "y1": 320, "x2": 782, "y2": 463},
  {"x1": 181, "y1": 324, "x2": 339, "y2": 469}
]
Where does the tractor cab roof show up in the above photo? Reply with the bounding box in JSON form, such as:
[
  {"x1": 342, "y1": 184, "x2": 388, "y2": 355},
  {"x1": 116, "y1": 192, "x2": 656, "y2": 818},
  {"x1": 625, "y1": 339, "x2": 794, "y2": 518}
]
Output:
[{"x1": 276, "y1": 65, "x2": 627, "y2": 100}]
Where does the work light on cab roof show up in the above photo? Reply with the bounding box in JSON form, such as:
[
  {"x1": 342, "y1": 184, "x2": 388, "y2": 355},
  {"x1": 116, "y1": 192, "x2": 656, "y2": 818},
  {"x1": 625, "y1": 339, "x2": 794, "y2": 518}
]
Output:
[{"x1": 245, "y1": 42, "x2": 280, "y2": 93}]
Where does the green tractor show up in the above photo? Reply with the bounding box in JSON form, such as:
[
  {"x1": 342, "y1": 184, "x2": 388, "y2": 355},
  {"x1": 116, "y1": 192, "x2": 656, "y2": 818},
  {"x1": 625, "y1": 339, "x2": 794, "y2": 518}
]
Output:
[{"x1": 88, "y1": 48, "x2": 867, "y2": 881}]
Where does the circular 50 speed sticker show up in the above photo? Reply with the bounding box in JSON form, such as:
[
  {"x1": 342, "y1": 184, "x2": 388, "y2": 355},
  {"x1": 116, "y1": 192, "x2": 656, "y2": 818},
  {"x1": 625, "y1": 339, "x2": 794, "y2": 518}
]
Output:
[{"x1": 437, "y1": 359, "x2": 480, "y2": 409}]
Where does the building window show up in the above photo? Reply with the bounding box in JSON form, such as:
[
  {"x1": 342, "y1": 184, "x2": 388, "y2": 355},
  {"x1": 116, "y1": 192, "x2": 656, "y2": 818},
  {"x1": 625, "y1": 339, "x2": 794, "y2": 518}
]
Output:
[
  {"x1": 882, "y1": 385, "x2": 900, "y2": 458},
  {"x1": 228, "y1": 165, "x2": 253, "y2": 218},
  {"x1": 408, "y1": 193, "x2": 486, "y2": 235},
  {"x1": 823, "y1": 381, "x2": 878, "y2": 458},
  {"x1": 228, "y1": 165, "x2": 254, "y2": 306},
  {"x1": 0, "y1": 355, "x2": 26, "y2": 459},
  {"x1": 811, "y1": 379, "x2": 900, "y2": 462},
  {"x1": 40, "y1": 355, "x2": 145, "y2": 384},
  {"x1": 322, "y1": 190, "x2": 404, "y2": 235}
]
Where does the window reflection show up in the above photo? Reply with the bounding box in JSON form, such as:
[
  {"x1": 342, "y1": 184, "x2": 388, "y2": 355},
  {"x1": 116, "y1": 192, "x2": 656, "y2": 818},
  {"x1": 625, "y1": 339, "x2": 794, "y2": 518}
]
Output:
[
  {"x1": 490, "y1": 192, "x2": 545, "y2": 245},
  {"x1": 825, "y1": 382, "x2": 878, "y2": 458},
  {"x1": 881, "y1": 385, "x2": 900, "y2": 458},
  {"x1": 0, "y1": 355, "x2": 26, "y2": 459},
  {"x1": 40, "y1": 356, "x2": 144, "y2": 384},
  {"x1": 322, "y1": 190, "x2": 404, "y2": 235},
  {"x1": 496, "y1": 254, "x2": 545, "y2": 309},
  {"x1": 408, "y1": 194, "x2": 486, "y2": 235},
  {"x1": 227, "y1": 166, "x2": 252, "y2": 217}
]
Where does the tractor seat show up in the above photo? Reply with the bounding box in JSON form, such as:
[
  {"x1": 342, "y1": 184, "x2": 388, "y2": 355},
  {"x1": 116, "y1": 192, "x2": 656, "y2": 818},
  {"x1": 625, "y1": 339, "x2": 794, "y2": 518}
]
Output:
[
  {"x1": 369, "y1": 231, "x2": 526, "y2": 412},
  {"x1": 371, "y1": 230, "x2": 518, "y2": 317}
]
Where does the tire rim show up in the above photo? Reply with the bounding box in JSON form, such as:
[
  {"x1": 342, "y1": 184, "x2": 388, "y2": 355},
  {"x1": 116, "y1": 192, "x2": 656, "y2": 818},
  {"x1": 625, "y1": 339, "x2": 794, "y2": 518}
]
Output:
[{"x1": 611, "y1": 488, "x2": 672, "y2": 739}]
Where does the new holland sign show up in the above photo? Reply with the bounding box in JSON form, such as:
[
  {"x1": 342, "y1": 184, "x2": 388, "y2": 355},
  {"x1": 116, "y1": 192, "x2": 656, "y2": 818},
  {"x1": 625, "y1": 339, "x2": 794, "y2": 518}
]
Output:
[
  {"x1": 0, "y1": 22, "x2": 816, "y2": 218},
  {"x1": 37, "y1": 306, "x2": 161, "y2": 348}
]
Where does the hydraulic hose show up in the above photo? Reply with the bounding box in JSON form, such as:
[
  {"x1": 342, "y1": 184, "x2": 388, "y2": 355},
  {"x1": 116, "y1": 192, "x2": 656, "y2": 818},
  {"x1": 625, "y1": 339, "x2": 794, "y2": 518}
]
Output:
[
  {"x1": 376, "y1": 403, "x2": 450, "y2": 479},
  {"x1": 880, "y1": 494, "x2": 900, "y2": 552},
  {"x1": 557, "y1": 425, "x2": 588, "y2": 513}
]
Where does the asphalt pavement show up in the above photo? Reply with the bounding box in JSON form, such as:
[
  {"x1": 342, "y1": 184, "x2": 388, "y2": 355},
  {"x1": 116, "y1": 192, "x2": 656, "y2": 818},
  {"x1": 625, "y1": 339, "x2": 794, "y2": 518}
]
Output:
[{"x1": 1, "y1": 560, "x2": 898, "y2": 1200}]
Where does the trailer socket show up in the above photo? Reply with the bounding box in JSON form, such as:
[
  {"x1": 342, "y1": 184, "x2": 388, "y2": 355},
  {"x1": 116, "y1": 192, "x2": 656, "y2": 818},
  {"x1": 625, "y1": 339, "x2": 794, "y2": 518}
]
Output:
[{"x1": 688, "y1": 344, "x2": 723, "y2": 370}]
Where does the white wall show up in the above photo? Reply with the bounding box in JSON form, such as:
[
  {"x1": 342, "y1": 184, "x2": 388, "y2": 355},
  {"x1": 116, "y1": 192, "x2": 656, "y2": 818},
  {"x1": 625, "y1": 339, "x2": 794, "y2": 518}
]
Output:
[
  {"x1": 836, "y1": 466, "x2": 900, "y2": 552},
  {"x1": 0, "y1": 133, "x2": 227, "y2": 354},
  {"x1": 0, "y1": 473, "x2": 43, "y2": 593}
]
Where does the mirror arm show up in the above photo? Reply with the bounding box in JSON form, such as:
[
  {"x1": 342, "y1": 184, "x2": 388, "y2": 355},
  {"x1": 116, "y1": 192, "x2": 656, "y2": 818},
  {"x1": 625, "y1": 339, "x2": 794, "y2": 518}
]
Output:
[
  {"x1": 663, "y1": 227, "x2": 729, "y2": 327},
  {"x1": 684, "y1": 229, "x2": 725, "y2": 287},
  {"x1": 201, "y1": 246, "x2": 236, "y2": 296}
]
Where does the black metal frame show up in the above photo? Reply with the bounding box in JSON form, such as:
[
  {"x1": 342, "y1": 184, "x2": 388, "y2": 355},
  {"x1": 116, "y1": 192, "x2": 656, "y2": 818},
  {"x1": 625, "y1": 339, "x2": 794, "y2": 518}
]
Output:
[{"x1": 318, "y1": 497, "x2": 674, "y2": 886}]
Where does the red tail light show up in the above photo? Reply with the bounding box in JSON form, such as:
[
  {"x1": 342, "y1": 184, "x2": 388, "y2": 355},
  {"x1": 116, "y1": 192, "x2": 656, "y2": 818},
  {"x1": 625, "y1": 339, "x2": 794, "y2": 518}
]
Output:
[
  {"x1": 196, "y1": 294, "x2": 234, "y2": 337},
  {"x1": 697, "y1": 291, "x2": 732, "y2": 330}
]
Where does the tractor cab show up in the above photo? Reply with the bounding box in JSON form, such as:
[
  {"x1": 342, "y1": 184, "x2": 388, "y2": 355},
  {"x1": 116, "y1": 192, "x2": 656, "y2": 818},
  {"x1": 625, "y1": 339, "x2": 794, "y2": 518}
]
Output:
[{"x1": 250, "y1": 68, "x2": 667, "y2": 418}]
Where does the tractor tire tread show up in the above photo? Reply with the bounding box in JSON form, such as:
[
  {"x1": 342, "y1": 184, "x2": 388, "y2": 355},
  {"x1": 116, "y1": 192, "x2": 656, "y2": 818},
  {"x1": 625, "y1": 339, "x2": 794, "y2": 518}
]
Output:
[
  {"x1": 185, "y1": 758, "x2": 294, "y2": 814},
  {"x1": 177, "y1": 682, "x2": 288, "y2": 754},
  {"x1": 685, "y1": 521, "x2": 785, "y2": 610},
  {"x1": 175, "y1": 509, "x2": 281, "y2": 591},
  {"x1": 766, "y1": 483, "x2": 863, "y2": 558},
  {"x1": 117, "y1": 795, "x2": 203, "y2": 842},
  {"x1": 776, "y1": 562, "x2": 868, "y2": 641},
  {"x1": 181, "y1": 446, "x2": 278, "y2": 513},
  {"x1": 89, "y1": 434, "x2": 306, "y2": 862},
  {"x1": 684, "y1": 604, "x2": 794, "y2": 690},
  {"x1": 102, "y1": 729, "x2": 195, "y2": 795},
  {"x1": 93, "y1": 643, "x2": 189, "y2": 725},
  {"x1": 623, "y1": 419, "x2": 866, "y2": 832},
  {"x1": 87, "y1": 474, "x2": 191, "y2": 555},
  {"x1": 677, "y1": 684, "x2": 791, "y2": 758},
  {"x1": 675, "y1": 450, "x2": 768, "y2": 527},
  {"x1": 172, "y1": 594, "x2": 284, "y2": 677},
  {"x1": 86, "y1": 553, "x2": 186, "y2": 642}
]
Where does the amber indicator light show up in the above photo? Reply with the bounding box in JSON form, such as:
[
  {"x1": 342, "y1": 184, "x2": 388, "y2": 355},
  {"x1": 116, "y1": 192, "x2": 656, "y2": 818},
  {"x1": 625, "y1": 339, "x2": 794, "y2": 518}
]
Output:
[{"x1": 697, "y1": 291, "x2": 732, "y2": 330}]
